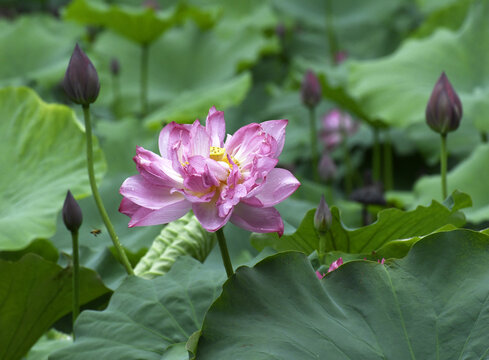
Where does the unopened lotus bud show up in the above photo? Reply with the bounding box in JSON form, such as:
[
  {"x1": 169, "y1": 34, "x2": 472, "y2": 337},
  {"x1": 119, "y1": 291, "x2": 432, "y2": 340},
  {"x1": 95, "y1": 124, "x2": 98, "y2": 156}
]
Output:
[
  {"x1": 314, "y1": 195, "x2": 332, "y2": 235},
  {"x1": 63, "y1": 44, "x2": 100, "y2": 106},
  {"x1": 275, "y1": 23, "x2": 286, "y2": 40},
  {"x1": 62, "y1": 190, "x2": 83, "y2": 233},
  {"x1": 425, "y1": 72, "x2": 462, "y2": 135},
  {"x1": 301, "y1": 70, "x2": 321, "y2": 108},
  {"x1": 110, "y1": 58, "x2": 120, "y2": 76}
]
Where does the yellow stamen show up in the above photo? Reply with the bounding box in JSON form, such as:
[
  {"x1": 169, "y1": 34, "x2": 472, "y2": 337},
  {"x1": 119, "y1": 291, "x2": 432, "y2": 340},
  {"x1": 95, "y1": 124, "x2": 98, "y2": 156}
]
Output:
[{"x1": 209, "y1": 146, "x2": 240, "y2": 169}]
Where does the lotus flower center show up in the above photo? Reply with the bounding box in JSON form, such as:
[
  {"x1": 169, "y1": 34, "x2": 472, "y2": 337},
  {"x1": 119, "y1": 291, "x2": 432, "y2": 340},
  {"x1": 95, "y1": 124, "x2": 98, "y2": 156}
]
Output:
[{"x1": 209, "y1": 146, "x2": 240, "y2": 169}]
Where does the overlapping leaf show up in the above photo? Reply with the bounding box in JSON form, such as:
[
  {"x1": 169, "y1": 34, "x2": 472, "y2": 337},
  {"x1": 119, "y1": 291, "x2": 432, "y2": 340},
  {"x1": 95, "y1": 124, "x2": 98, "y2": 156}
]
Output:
[
  {"x1": 347, "y1": 1, "x2": 489, "y2": 132},
  {"x1": 0, "y1": 254, "x2": 110, "y2": 360},
  {"x1": 134, "y1": 212, "x2": 216, "y2": 279},
  {"x1": 252, "y1": 191, "x2": 470, "y2": 259},
  {"x1": 50, "y1": 256, "x2": 225, "y2": 360},
  {"x1": 0, "y1": 87, "x2": 105, "y2": 251},
  {"x1": 196, "y1": 230, "x2": 489, "y2": 359},
  {"x1": 0, "y1": 15, "x2": 83, "y2": 88}
]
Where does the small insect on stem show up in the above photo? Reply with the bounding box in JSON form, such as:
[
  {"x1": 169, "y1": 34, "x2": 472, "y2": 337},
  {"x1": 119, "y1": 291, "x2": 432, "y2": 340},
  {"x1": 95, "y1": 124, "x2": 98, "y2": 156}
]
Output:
[{"x1": 90, "y1": 229, "x2": 102, "y2": 236}]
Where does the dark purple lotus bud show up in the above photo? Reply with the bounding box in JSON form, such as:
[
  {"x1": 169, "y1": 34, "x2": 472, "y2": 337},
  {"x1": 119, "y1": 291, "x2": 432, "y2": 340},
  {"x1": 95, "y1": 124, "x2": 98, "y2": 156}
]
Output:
[
  {"x1": 425, "y1": 72, "x2": 462, "y2": 135},
  {"x1": 63, "y1": 44, "x2": 100, "y2": 106},
  {"x1": 110, "y1": 57, "x2": 120, "y2": 76},
  {"x1": 314, "y1": 195, "x2": 332, "y2": 235},
  {"x1": 275, "y1": 23, "x2": 286, "y2": 40},
  {"x1": 301, "y1": 70, "x2": 322, "y2": 108},
  {"x1": 62, "y1": 190, "x2": 83, "y2": 233}
]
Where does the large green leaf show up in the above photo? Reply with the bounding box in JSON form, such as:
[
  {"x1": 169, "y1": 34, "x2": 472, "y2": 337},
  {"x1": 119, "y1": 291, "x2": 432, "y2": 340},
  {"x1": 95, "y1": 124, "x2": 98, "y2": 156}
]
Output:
[
  {"x1": 414, "y1": 144, "x2": 489, "y2": 223},
  {"x1": 348, "y1": 1, "x2": 489, "y2": 132},
  {"x1": 90, "y1": 18, "x2": 276, "y2": 123},
  {"x1": 50, "y1": 256, "x2": 225, "y2": 360},
  {"x1": 0, "y1": 15, "x2": 83, "y2": 88},
  {"x1": 196, "y1": 229, "x2": 489, "y2": 359},
  {"x1": 0, "y1": 254, "x2": 110, "y2": 360},
  {"x1": 252, "y1": 191, "x2": 470, "y2": 258},
  {"x1": 272, "y1": 0, "x2": 415, "y2": 61},
  {"x1": 134, "y1": 212, "x2": 216, "y2": 279},
  {"x1": 63, "y1": 0, "x2": 215, "y2": 44},
  {"x1": 0, "y1": 87, "x2": 105, "y2": 251}
]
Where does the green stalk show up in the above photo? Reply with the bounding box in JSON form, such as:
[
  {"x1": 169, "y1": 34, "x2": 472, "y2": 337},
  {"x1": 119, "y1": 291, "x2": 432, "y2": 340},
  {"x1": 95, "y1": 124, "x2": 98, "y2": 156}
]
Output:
[
  {"x1": 140, "y1": 43, "x2": 149, "y2": 117},
  {"x1": 372, "y1": 127, "x2": 381, "y2": 181},
  {"x1": 342, "y1": 135, "x2": 353, "y2": 195},
  {"x1": 71, "y1": 230, "x2": 80, "y2": 332},
  {"x1": 325, "y1": 0, "x2": 339, "y2": 63},
  {"x1": 383, "y1": 129, "x2": 393, "y2": 191},
  {"x1": 481, "y1": 132, "x2": 488, "y2": 143},
  {"x1": 216, "y1": 228, "x2": 233, "y2": 278},
  {"x1": 112, "y1": 74, "x2": 119, "y2": 107},
  {"x1": 82, "y1": 105, "x2": 134, "y2": 275},
  {"x1": 308, "y1": 107, "x2": 320, "y2": 182},
  {"x1": 440, "y1": 133, "x2": 448, "y2": 199}
]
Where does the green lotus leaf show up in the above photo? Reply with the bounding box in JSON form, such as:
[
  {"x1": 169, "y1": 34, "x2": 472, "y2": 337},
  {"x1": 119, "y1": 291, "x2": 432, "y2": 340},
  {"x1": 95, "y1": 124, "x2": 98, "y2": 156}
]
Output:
[
  {"x1": 134, "y1": 212, "x2": 216, "y2": 279},
  {"x1": 0, "y1": 87, "x2": 105, "y2": 251},
  {"x1": 0, "y1": 238, "x2": 58, "y2": 263},
  {"x1": 0, "y1": 15, "x2": 83, "y2": 88},
  {"x1": 196, "y1": 229, "x2": 489, "y2": 359},
  {"x1": 348, "y1": 1, "x2": 489, "y2": 132},
  {"x1": 272, "y1": 0, "x2": 415, "y2": 60},
  {"x1": 0, "y1": 254, "x2": 110, "y2": 360},
  {"x1": 90, "y1": 19, "x2": 272, "y2": 124},
  {"x1": 252, "y1": 191, "x2": 470, "y2": 259},
  {"x1": 414, "y1": 144, "x2": 489, "y2": 223},
  {"x1": 63, "y1": 0, "x2": 212, "y2": 44},
  {"x1": 50, "y1": 256, "x2": 225, "y2": 360}
]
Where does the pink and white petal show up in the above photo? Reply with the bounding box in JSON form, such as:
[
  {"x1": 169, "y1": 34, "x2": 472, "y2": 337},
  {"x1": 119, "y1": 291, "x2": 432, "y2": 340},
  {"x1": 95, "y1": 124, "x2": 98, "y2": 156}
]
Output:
[
  {"x1": 244, "y1": 168, "x2": 300, "y2": 207},
  {"x1": 119, "y1": 197, "x2": 143, "y2": 217},
  {"x1": 260, "y1": 119, "x2": 288, "y2": 157},
  {"x1": 206, "y1": 106, "x2": 225, "y2": 147},
  {"x1": 128, "y1": 199, "x2": 192, "y2": 227},
  {"x1": 120, "y1": 175, "x2": 185, "y2": 210},
  {"x1": 134, "y1": 146, "x2": 183, "y2": 187},
  {"x1": 193, "y1": 201, "x2": 232, "y2": 232},
  {"x1": 158, "y1": 122, "x2": 179, "y2": 159},
  {"x1": 230, "y1": 204, "x2": 284, "y2": 236},
  {"x1": 189, "y1": 120, "x2": 211, "y2": 157},
  {"x1": 224, "y1": 123, "x2": 262, "y2": 159}
]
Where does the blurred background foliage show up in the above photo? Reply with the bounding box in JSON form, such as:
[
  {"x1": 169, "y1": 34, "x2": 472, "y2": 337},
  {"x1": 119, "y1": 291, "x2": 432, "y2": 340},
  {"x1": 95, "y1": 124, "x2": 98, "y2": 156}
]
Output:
[{"x1": 1, "y1": 0, "x2": 489, "y2": 358}]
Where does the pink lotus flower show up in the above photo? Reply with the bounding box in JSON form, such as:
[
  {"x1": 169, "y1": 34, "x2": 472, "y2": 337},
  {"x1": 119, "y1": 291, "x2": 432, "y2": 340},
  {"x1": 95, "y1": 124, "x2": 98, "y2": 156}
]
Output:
[
  {"x1": 119, "y1": 107, "x2": 300, "y2": 235},
  {"x1": 321, "y1": 109, "x2": 358, "y2": 150},
  {"x1": 327, "y1": 257, "x2": 343, "y2": 273}
]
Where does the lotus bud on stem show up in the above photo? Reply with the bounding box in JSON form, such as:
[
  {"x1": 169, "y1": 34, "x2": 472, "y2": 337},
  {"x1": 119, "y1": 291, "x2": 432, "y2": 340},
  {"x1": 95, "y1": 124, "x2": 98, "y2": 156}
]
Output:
[
  {"x1": 301, "y1": 70, "x2": 322, "y2": 181},
  {"x1": 63, "y1": 44, "x2": 134, "y2": 275},
  {"x1": 62, "y1": 190, "x2": 82, "y2": 331},
  {"x1": 314, "y1": 195, "x2": 334, "y2": 258},
  {"x1": 425, "y1": 72, "x2": 462, "y2": 199}
]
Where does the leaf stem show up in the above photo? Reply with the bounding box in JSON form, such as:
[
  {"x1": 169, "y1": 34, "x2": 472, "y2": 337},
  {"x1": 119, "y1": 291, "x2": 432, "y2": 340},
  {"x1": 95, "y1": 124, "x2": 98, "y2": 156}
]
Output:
[
  {"x1": 71, "y1": 230, "x2": 80, "y2": 333},
  {"x1": 342, "y1": 134, "x2": 352, "y2": 195},
  {"x1": 216, "y1": 228, "x2": 233, "y2": 278},
  {"x1": 383, "y1": 129, "x2": 393, "y2": 191},
  {"x1": 440, "y1": 133, "x2": 448, "y2": 199},
  {"x1": 140, "y1": 43, "x2": 149, "y2": 117},
  {"x1": 372, "y1": 126, "x2": 381, "y2": 181},
  {"x1": 82, "y1": 105, "x2": 134, "y2": 275},
  {"x1": 308, "y1": 107, "x2": 320, "y2": 182}
]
